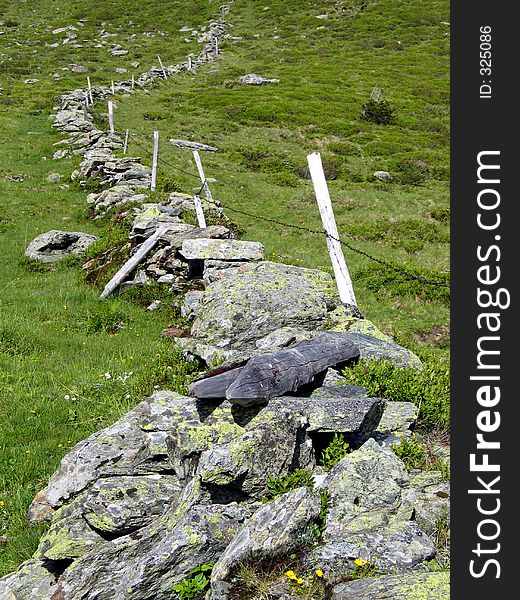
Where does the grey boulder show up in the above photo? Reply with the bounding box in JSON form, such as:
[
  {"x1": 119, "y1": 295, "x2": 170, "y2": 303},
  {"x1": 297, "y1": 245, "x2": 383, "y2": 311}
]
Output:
[{"x1": 25, "y1": 230, "x2": 98, "y2": 263}]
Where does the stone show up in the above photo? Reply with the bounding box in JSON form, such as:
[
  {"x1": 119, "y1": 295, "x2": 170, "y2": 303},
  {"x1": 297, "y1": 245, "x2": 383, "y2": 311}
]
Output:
[
  {"x1": 25, "y1": 230, "x2": 98, "y2": 263},
  {"x1": 268, "y1": 395, "x2": 385, "y2": 434},
  {"x1": 179, "y1": 239, "x2": 264, "y2": 261},
  {"x1": 374, "y1": 170, "x2": 392, "y2": 182},
  {"x1": 331, "y1": 571, "x2": 450, "y2": 600},
  {"x1": 340, "y1": 332, "x2": 422, "y2": 370},
  {"x1": 309, "y1": 439, "x2": 436, "y2": 573},
  {"x1": 238, "y1": 73, "x2": 280, "y2": 85},
  {"x1": 28, "y1": 392, "x2": 200, "y2": 517},
  {"x1": 53, "y1": 503, "x2": 255, "y2": 600},
  {"x1": 403, "y1": 470, "x2": 450, "y2": 536},
  {"x1": 0, "y1": 560, "x2": 57, "y2": 599},
  {"x1": 190, "y1": 262, "x2": 342, "y2": 352},
  {"x1": 169, "y1": 139, "x2": 218, "y2": 152},
  {"x1": 210, "y1": 487, "x2": 321, "y2": 599},
  {"x1": 46, "y1": 172, "x2": 62, "y2": 183},
  {"x1": 181, "y1": 290, "x2": 205, "y2": 319}
]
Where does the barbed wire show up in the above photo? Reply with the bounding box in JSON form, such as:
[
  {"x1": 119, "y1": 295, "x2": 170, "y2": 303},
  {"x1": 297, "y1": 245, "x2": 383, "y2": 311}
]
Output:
[{"x1": 119, "y1": 129, "x2": 449, "y2": 288}]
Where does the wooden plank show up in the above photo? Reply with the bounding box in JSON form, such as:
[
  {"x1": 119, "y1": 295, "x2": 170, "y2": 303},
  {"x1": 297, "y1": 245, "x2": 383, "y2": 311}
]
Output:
[
  {"x1": 131, "y1": 74, "x2": 135, "y2": 90},
  {"x1": 307, "y1": 152, "x2": 357, "y2": 307},
  {"x1": 151, "y1": 130, "x2": 159, "y2": 191},
  {"x1": 225, "y1": 334, "x2": 360, "y2": 406},
  {"x1": 123, "y1": 129, "x2": 129, "y2": 155},
  {"x1": 193, "y1": 195, "x2": 207, "y2": 229},
  {"x1": 188, "y1": 367, "x2": 244, "y2": 399},
  {"x1": 100, "y1": 226, "x2": 168, "y2": 299},
  {"x1": 87, "y1": 77, "x2": 93, "y2": 104},
  {"x1": 192, "y1": 150, "x2": 213, "y2": 201},
  {"x1": 157, "y1": 55, "x2": 167, "y2": 79},
  {"x1": 108, "y1": 100, "x2": 114, "y2": 134}
]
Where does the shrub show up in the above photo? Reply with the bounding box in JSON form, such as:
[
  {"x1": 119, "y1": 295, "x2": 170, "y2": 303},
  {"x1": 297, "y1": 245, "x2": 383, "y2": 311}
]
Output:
[
  {"x1": 82, "y1": 304, "x2": 128, "y2": 335},
  {"x1": 263, "y1": 469, "x2": 314, "y2": 502},
  {"x1": 395, "y1": 159, "x2": 432, "y2": 185},
  {"x1": 361, "y1": 98, "x2": 396, "y2": 125},
  {"x1": 391, "y1": 436, "x2": 427, "y2": 470},
  {"x1": 342, "y1": 355, "x2": 450, "y2": 429},
  {"x1": 319, "y1": 433, "x2": 350, "y2": 472}
]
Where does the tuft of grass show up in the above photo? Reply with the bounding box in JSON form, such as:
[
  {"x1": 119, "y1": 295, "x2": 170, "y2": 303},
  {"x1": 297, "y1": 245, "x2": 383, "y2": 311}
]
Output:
[
  {"x1": 318, "y1": 434, "x2": 350, "y2": 472},
  {"x1": 391, "y1": 435, "x2": 427, "y2": 471}
]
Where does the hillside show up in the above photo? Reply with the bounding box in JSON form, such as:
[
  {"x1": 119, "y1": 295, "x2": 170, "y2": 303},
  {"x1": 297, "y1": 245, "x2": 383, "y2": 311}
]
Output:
[{"x1": 0, "y1": 0, "x2": 450, "y2": 595}]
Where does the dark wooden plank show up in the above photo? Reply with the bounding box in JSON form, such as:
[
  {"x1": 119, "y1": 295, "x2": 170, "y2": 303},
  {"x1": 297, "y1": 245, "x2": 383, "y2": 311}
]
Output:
[
  {"x1": 188, "y1": 366, "x2": 244, "y2": 399},
  {"x1": 225, "y1": 334, "x2": 359, "y2": 407}
]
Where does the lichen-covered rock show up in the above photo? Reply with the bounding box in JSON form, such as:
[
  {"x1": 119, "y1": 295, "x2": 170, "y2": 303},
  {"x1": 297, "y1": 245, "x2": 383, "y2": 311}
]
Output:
[
  {"x1": 350, "y1": 400, "x2": 419, "y2": 448},
  {"x1": 342, "y1": 332, "x2": 422, "y2": 370},
  {"x1": 54, "y1": 503, "x2": 255, "y2": 600},
  {"x1": 179, "y1": 239, "x2": 264, "y2": 261},
  {"x1": 190, "y1": 262, "x2": 342, "y2": 351},
  {"x1": 238, "y1": 73, "x2": 280, "y2": 85},
  {"x1": 0, "y1": 560, "x2": 57, "y2": 599},
  {"x1": 25, "y1": 230, "x2": 98, "y2": 263},
  {"x1": 28, "y1": 392, "x2": 200, "y2": 519},
  {"x1": 83, "y1": 474, "x2": 183, "y2": 534},
  {"x1": 331, "y1": 571, "x2": 450, "y2": 600},
  {"x1": 310, "y1": 439, "x2": 435, "y2": 573},
  {"x1": 404, "y1": 470, "x2": 450, "y2": 536},
  {"x1": 210, "y1": 487, "x2": 321, "y2": 599}
]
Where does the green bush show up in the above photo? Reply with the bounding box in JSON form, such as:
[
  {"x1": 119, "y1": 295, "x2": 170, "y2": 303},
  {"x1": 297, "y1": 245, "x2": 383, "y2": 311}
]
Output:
[
  {"x1": 361, "y1": 98, "x2": 396, "y2": 125},
  {"x1": 82, "y1": 304, "x2": 129, "y2": 334},
  {"x1": 263, "y1": 469, "x2": 314, "y2": 502},
  {"x1": 391, "y1": 436, "x2": 427, "y2": 470},
  {"x1": 342, "y1": 356, "x2": 450, "y2": 429},
  {"x1": 172, "y1": 563, "x2": 215, "y2": 599},
  {"x1": 319, "y1": 433, "x2": 350, "y2": 472}
]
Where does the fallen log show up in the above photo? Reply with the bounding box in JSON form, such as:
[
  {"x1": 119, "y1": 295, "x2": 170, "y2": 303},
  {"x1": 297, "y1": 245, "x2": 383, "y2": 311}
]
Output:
[{"x1": 225, "y1": 334, "x2": 359, "y2": 407}]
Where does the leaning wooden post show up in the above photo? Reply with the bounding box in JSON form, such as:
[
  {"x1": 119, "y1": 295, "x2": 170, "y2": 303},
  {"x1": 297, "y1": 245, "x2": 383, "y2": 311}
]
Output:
[
  {"x1": 131, "y1": 74, "x2": 135, "y2": 89},
  {"x1": 107, "y1": 100, "x2": 115, "y2": 134},
  {"x1": 157, "y1": 55, "x2": 167, "y2": 79},
  {"x1": 193, "y1": 195, "x2": 207, "y2": 229},
  {"x1": 87, "y1": 76, "x2": 93, "y2": 104},
  {"x1": 100, "y1": 226, "x2": 169, "y2": 299},
  {"x1": 192, "y1": 150, "x2": 213, "y2": 201},
  {"x1": 307, "y1": 152, "x2": 358, "y2": 307},
  {"x1": 123, "y1": 129, "x2": 129, "y2": 155},
  {"x1": 151, "y1": 130, "x2": 159, "y2": 191}
]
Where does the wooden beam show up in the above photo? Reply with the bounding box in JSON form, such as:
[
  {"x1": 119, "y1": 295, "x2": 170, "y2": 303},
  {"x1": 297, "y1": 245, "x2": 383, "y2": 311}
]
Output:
[
  {"x1": 193, "y1": 195, "x2": 207, "y2": 229},
  {"x1": 108, "y1": 100, "x2": 114, "y2": 134},
  {"x1": 100, "y1": 226, "x2": 168, "y2": 299},
  {"x1": 307, "y1": 152, "x2": 357, "y2": 307},
  {"x1": 225, "y1": 334, "x2": 360, "y2": 406},
  {"x1": 188, "y1": 367, "x2": 244, "y2": 399},
  {"x1": 192, "y1": 150, "x2": 213, "y2": 201},
  {"x1": 151, "y1": 130, "x2": 159, "y2": 191}
]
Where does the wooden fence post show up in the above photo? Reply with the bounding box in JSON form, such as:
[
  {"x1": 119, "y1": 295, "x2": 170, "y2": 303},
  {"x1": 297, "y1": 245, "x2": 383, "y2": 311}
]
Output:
[
  {"x1": 157, "y1": 55, "x2": 167, "y2": 79},
  {"x1": 131, "y1": 74, "x2": 135, "y2": 90},
  {"x1": 87, "y1": 77, "x2": 93, "y2": 104},
  {"x1": 107, "y1": 100, "x2": 115, "y2": 134},
  {"x1": 123, "y1": 129, "x2": 129, "y2": 155},
  {"x1": 192, "y1": 150, "x2": 213, "y2": 201},
  {"x1": 188, "y1": 55, "x2": 193, "y2": 71},
  {"x1": 214, "y1": 37, "x2": 219, "y2": 55},
  {"x1": 100, "y1": 226, "x2": 168, "y2": 299},
  {"x1": 151, "y1": 130, "x2": 159, "y2": 191},
  {"x1": 193, "y1": 195, "x2": 207, "y2": 229},
  {"x1": 111, "y1": 80, "x2": 115, "y2": 95},
  {"x1": 307, "y1": 152, "x2": 358, "y2": 307}
]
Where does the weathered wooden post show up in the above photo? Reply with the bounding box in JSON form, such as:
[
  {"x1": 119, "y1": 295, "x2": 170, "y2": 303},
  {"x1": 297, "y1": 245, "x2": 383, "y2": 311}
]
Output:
[
  {"x1": 192, "y1": 150, "x2": 213, "y2": 201},
  {"x1": 87, "y1": 76, "x2": 93, "y2": 104},
  {"x1": 131, "y1": 74, "x2": 135, "y2": 90},
  {"x1": 111, "y1": 80, "x2": 115, "y2": 95},
  {"x1": 107, "y1": 100, "x2": 115, "y2": 134},
  {"x1": 193, "y1": 195, "x2": 207, "y2": 229},
  {"x1": 307, "y1": 152, "x2": 358, "y2": 307},
  {"x1": 188, "y1": 55, "x2": 193, "y2": 71},
  {"x1": 157, "y1": 55, "x2": 167, "y2": 79},
  {"x1": 151, "y1": 130, "x2": 159, "y2": 191},
  {"x1": 123, "y1": 129, "x2": 129, "y2": 155},
  {"x1": 214, "y1": 37, "x2": 219, "y2": 55}
]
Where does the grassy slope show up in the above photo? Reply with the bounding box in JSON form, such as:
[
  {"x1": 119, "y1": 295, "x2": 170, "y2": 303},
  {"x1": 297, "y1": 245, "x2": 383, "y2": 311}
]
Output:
[{"x1": 0, "y1": 0, "x2": 449, "y2": 575}]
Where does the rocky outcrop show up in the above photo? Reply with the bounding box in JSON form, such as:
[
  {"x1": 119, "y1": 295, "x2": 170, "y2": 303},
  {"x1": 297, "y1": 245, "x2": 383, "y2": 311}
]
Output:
[{"x1": 25, "y1": 230, "x2": 98, "y2": 263}]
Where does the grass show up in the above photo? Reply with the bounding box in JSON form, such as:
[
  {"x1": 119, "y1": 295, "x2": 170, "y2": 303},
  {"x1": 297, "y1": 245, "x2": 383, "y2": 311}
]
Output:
[{"x1": 0, "y1": 0, "x2": 449, "y2": 578}]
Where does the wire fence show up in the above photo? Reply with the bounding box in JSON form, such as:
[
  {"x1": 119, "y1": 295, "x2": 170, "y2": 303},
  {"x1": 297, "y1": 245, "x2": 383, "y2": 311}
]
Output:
[{"x1": 117, "y1": 129, "x2": 449, "y2": 289}]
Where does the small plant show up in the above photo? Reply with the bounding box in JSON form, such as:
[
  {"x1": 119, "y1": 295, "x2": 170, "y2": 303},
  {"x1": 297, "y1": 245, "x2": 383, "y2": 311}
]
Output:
[
  {"x1": 18, "y1": 256, "x2": 50, "y2": 273},
  {"x1": 350, "y1": 558, "x2": 377, "y2": 579},
  {"x1": 311, "y1": 489, "x2": 331, "y2": 542},
  {"x1": 263, "y1": 469, "x2": 315, "y2": 502},
  {"x1": 172, "y1": 563, "x2": 215, "y2": 599},
  {"x1": 361, "y1": 98, "x2": 396, "y2": 125},
  {"x1": 82, "y1": 304, "x2": 128, "y2": 335},
  {"x1": 430, "y1": 207, "x2": 450, "y2": 222},
  {"x1": 391, "y1": 436, "x2": 427, "y2": 470},
  {"x1": 319, "y1": 434, "x2": 350, "y2": 472}
]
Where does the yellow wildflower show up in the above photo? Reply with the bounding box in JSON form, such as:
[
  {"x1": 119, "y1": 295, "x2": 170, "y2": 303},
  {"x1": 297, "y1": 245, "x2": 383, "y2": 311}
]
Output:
[
  {"x1": 297, "y1": 578, "x2": 304, "y2": 585},
  {"x1": 315, "y1": 569, "x2": 324, "y2": 578},
  {"x1": 285, "y1": 571, "x2": 297, "y2": 580},
  {"x1": 0, "y1": 500, "x2": 4, "y2": 508},
  {"x1": 354, "y1": 558, "x2": 368, "y2": 567}
]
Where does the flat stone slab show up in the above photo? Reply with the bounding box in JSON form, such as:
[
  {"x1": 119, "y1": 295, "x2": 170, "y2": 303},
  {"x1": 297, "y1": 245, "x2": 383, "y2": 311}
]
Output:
[
  {"x1": 169, "y1": 139, "x2": 218, "y2": 152},
  {"x1": 331, "y1": 572, "x2": 450, "y2": 600},
  {"x1": 179, "y1": 239, "x2": 264, "y2": 261},
  {"x1": 25, "y1": 230, "x2": 98, "y2": 263}
]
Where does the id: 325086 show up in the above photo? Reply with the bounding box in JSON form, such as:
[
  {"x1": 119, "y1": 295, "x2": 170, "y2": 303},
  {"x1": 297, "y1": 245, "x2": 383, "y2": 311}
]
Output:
[{"x1": 480, "y1": 25, "x2": 492, "y2": 99}]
